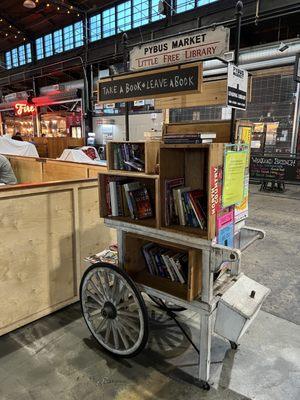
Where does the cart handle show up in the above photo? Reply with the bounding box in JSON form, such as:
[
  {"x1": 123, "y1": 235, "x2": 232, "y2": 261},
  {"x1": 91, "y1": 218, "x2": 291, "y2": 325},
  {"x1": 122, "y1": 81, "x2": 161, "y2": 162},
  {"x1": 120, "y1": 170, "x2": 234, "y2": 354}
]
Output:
[{"x1": 239, "y1": 226, "x2": 265, "y2": 252}]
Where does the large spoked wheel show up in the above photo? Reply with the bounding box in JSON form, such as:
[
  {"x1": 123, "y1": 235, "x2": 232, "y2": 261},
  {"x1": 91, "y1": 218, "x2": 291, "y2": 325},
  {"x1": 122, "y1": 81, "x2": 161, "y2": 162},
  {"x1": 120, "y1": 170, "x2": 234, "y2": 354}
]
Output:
[{"x1": 80, "y1": 262, "x2": 149, "y2": 358}]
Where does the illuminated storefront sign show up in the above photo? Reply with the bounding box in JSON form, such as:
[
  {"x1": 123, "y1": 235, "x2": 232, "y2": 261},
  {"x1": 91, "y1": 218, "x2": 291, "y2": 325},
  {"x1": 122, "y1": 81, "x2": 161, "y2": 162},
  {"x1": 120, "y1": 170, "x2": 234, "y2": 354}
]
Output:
[{"x1": 14, "y1": 102, "x2": 36, "y2": 117}]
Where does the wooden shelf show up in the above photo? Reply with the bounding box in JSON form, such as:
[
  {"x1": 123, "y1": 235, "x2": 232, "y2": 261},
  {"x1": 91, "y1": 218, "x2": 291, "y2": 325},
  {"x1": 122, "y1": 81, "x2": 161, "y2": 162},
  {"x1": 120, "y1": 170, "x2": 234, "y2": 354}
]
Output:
[
  {"x1": 104, "y1": 215, "x2": 157, "y2": 228},
  {"x1": 98, "y1": 172, "x2": 160, "y2": 229},
  {"x1": 162, "y1": 225, "x2": 207, "y2": 238},
  {"x1": 107, "y1": 141, "x2": 160, "y2": 175},
  {"x1": 99, "y1": 170, "x2": 159, "y2": 179},
  {"x1": 159, "y1": 143, "x2": 224, "y2": 240},
  {"x1": 124, "y1": 233, "x2": 202, "y2": 301},
  {"x1": 132, "y1": 269, "x2": 188, "y2": 300}
]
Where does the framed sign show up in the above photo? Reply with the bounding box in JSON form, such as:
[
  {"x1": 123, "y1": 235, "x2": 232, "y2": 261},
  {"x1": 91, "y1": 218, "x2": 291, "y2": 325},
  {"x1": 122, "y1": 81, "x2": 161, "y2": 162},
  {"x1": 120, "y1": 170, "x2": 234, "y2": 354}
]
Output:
[
  {"x1": 250, "y1": 155, "x2": 300, "y2": 182},
  {"x1": 97, "y1": 63, "x2": 202, "y2": 104},
  {"x1": 227, "y1": 64, "x2": 248, "y2": 110},
  {"x1": 130, "y1": 26, "x2": 229, "y2": 70}
]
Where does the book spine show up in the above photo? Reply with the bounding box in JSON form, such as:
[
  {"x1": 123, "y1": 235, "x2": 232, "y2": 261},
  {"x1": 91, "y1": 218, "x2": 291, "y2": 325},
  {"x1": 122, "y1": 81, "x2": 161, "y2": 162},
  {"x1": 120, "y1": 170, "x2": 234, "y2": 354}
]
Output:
[
  {"x1": 124, "y1": 189, "x2": 135, "y2": 219},
  {"x1": 109, "y1": 181, "x2": 119, "y2": 216}
]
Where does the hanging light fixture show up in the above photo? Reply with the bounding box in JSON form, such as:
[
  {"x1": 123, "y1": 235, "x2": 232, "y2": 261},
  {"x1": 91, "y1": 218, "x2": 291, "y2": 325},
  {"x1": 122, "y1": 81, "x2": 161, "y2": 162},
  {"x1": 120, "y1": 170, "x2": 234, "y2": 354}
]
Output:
[{"x1": 23, "y1": 0, "x2": 36, "y2": 9}]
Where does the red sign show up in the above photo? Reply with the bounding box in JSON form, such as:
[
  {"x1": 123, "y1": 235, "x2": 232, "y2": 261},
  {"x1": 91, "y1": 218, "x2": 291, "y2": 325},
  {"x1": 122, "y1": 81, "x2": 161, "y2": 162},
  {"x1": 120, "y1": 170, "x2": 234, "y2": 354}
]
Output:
[
  {"x1": 210, "y1": 166, "x2": 222, "y2": 216},
  {"x1": 14, "y1": 102, "x2": 36, "y2": 117}
]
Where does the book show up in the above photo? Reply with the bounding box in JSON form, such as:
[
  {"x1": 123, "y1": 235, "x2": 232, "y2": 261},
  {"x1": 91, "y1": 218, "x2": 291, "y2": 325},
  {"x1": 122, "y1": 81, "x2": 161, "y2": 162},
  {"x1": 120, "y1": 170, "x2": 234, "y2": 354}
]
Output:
[
  {"x1": 164, "y1": 177, "x2": 185, "y2": 226},
  {"x1": 163, "y1": 132, "x2": 216, "y2": 144},
  {"x1": 113, "y1": 143, "x2": 145, "y2": 172},
  {"x1": 141, "y1": 242, "x2": 188, "y2": 284},
  {"x1": 123, "y1": 182, "x2": 153, "y2": 219},
  {"x1": 169, "y1": 253, "x2": 186, "y2": 284},
  {"x1": 173, "y1": 187, "x2": 191, "y2": 226},
  {"x1": 187, "y1": 190, "x2": 206, "y2": 229},
  {"x1": 161, "y1": 251, "x2": 177, "y2": 282}
]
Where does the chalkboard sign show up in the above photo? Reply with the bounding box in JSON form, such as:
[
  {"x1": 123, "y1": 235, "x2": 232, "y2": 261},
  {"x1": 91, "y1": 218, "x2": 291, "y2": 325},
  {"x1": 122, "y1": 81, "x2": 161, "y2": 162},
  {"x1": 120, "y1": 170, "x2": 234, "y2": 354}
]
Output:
[
  {"x1": 250, "y1": 155, "x2": 300, "y2": 182},
  {"x1": 97, "y1": 64, "x2": 202, "y2": 103}
]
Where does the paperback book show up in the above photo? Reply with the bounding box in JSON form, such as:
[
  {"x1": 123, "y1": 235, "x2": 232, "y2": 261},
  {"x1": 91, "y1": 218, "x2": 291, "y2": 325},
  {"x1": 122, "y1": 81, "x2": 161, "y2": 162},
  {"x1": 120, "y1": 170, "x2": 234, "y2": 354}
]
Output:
[
  {"x1": 106, "y1": 178, "x2": 153, "y2": 220},
  {"x1": 113, "y1": 143, "x2": 145, "y2": 172},
  {"x1": 142, "y1": 243, "x2": 188, "y2": 284}
]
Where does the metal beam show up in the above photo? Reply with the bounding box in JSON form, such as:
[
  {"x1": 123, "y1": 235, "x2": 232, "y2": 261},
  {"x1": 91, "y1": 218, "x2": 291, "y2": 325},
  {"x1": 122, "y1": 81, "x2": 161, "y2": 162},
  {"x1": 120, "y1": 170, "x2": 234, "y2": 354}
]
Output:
[
  {"x1": 51, "y1": 0, "x2": 87, "y2": 13},
  {"x1": 0, "y1": 12, "x2": 33, "y2": 41}
]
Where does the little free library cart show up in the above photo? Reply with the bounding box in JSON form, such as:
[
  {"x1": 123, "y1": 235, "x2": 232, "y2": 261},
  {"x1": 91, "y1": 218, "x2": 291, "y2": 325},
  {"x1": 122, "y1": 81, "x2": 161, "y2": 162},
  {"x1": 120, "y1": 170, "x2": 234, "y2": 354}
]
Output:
[
  {"x1": 81, "y1": 47, "x2": 269, "y2": 389},
  {"x1": 80, "y1": 140, "x2": 270, "y2": 390}
]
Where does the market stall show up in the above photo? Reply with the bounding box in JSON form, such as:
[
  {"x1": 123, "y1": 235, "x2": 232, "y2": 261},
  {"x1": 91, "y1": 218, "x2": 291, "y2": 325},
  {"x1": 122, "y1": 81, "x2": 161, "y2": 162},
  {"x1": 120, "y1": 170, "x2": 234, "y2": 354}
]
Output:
[{"x1": 0, "y1": 155, "x2": 113, "y2": 336}]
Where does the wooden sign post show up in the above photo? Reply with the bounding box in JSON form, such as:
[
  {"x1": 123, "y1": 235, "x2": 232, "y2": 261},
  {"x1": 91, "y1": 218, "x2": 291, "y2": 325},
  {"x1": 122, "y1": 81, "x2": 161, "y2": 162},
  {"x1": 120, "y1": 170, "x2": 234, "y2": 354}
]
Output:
[{"x1": 97, "y1": 63, "x2": 202, "y2": 104}]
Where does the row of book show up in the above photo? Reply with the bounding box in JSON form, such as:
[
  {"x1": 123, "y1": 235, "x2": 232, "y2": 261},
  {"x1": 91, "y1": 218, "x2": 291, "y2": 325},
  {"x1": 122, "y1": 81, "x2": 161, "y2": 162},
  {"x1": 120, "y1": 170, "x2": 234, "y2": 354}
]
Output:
[
  {"x1": 142, "y1": 243, "x2": 188, "y2": 284},
  {"x1": 106, "y1": 178, "x2": 153, "y2": 220},
  {"x1": 113, "y1": 143, "x2": 145, "y2": 172},
  {"x1": 165, "y1": 178, "x2": 207, "y2": 229},
  {"x1": 163, "y1": 132, "x2": 216, "y2": 144}
]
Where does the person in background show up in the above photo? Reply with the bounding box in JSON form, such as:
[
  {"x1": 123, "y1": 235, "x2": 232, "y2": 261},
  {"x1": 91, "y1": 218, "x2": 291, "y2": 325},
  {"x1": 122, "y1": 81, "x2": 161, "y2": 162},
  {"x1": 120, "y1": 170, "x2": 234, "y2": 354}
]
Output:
[
  {"x1": 0, "y1": 154, "x2": 17, "y2": 185},
  {"x1": 11, "y1": 132, "x2": 23, "y2": 141}
]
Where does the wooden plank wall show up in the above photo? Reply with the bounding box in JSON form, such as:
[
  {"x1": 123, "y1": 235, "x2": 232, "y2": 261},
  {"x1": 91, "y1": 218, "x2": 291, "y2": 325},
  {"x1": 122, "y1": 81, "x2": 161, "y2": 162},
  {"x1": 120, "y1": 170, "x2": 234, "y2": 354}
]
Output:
[
  {"x1": 0, "y1": 180, "x2": 116, "y2": 336},
  {"x1": 5, "y1": 155, "x2": 107, "y2": 183}
]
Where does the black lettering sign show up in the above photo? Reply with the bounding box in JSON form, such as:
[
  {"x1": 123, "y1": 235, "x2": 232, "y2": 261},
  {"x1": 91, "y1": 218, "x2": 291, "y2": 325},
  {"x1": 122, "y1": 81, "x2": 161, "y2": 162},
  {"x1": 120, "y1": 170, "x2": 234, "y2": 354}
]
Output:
[
  {"x1": 98, "y1": 66, "x2": 200, "y2": 102},
  {"x1": 250, "y1": 155, "x2": 300, "y2": 182}
]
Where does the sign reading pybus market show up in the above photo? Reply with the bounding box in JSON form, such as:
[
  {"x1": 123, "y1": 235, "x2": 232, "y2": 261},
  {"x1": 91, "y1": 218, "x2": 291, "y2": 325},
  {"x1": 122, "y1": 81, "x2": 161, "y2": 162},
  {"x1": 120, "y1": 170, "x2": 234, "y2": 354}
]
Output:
[{"x1": 129, "y1": 26, "x2": 229, "y2": 70}]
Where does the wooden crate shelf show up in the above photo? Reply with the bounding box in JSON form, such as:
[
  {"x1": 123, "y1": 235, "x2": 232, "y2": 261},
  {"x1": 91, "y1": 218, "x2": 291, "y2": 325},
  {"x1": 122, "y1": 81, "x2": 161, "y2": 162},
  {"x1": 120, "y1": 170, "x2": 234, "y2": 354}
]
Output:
[
  {"x1": 160, "y1": 143, "x2": 224, "y2": 240},
  {"x1": 107, "y1": 141, "x2": 160, "y2": 175},
  {"x1": 98, "y1": 172, "x2": 160, "y2": 228},
  {"x1": 162, "y1": 120, "x2": 231, "y2": 143},
  {"x1": 124, "y1": 233, "x2": 202, "y2": 301}
]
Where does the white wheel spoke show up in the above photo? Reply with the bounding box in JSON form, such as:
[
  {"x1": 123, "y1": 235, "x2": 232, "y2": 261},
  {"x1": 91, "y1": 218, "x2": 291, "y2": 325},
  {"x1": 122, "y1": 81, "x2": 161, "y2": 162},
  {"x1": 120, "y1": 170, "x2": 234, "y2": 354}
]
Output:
[
  {"x1": 86, "y1": 289, "x2": 104, "y2": 307},
  {"x1": 115, "y1": 283, "x2": 127, "y2": 305},
  {"x1": 95, "y1": 317, "x2": 107, "y2": 333},
  {"x1": 89, "y1": 277, "x2": 107, "y2": 302},
  {"x1": 85, "y1": 301, "x2": 100, "y2": 310},
  {"x1": 88, "y1": 310, "x2": 102, "y2": 319},
  {"x1": 119, "y1": 321, "x2": 134, "y2": 343},
  {"x1": 117, "y1": 310, "x2": 139, "y2": 319},
  {"x1": 105, "y1": 320, "x2": 112, "y2": 343},
  {"x1": 98, "y1": 271, "x2": 111, "y2": 301},
  {"x1": 111, "y1": 320, "x2": 119, "y2": 350},
  {"x1": 115, "y1": 323, "x2": 130, "y2": 350},
  {"x1": 118, "y1": 316, "x2": 140, "y2": 334}
]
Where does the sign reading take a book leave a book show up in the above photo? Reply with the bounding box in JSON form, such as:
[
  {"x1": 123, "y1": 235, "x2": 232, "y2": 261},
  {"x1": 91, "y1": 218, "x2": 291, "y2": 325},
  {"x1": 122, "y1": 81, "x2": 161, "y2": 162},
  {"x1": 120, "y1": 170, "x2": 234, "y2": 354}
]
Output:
[
  {"x1": 98, "y1": 64, "x2": 202, "y2": 103},
  {"x1": 130, "y1": 26, "x2": 229, "y2": 70}
]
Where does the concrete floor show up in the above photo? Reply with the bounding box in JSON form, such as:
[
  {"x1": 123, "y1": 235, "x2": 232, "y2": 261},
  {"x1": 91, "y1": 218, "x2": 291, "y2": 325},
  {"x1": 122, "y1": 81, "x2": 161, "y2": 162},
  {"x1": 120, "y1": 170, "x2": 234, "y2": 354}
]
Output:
[{"x1": 0, "y1": 184, "x2": 300, "y2": 399}]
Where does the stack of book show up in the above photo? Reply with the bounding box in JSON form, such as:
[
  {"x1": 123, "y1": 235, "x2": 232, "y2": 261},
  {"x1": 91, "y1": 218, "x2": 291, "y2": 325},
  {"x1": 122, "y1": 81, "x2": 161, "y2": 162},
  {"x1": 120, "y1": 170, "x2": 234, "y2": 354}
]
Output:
[
  {"x1": 165, "y1": 178, "x2": 207, "y2": 229},
  {"x1": 106, "y1": 178, "x2": 153, "y2": 220},
  {"x1": 163, "y1": 132, "x2": 216, "y2": 144},
  {"x1": 113, "y1": 143, "x2": 145, "y2": 171},
  {"x1": 142, "y1": 243, "x2": 188, "y2": 284}
]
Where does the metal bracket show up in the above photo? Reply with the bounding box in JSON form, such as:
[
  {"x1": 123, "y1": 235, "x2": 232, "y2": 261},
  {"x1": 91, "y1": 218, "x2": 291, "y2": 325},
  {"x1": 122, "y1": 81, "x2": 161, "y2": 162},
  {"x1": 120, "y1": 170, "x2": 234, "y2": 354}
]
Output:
[{"x1": 211, "y1": 244, "x2": 241, "y2": 275}]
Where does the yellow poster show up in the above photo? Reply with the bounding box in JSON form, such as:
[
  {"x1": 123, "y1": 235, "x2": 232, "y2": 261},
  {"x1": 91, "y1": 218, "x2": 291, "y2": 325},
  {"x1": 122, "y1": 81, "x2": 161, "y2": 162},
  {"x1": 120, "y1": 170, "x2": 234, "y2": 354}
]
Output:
[
  {"x1": 223, "y1": 150, "x2": 247, "y2": 208},
  {"x1": 241, "y1": 126, "x2": 252, "y2": 145}
]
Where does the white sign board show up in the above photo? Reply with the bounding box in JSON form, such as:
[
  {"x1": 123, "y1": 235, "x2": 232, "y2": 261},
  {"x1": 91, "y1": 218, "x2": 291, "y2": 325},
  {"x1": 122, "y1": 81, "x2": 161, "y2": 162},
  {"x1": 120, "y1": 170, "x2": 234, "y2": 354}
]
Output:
[
  {"x1": 227, "y1": 64, "x2": 248, "y2": 110},
  {"x1": 130, "y1": 26, "x2": 230, "y2": 70}
]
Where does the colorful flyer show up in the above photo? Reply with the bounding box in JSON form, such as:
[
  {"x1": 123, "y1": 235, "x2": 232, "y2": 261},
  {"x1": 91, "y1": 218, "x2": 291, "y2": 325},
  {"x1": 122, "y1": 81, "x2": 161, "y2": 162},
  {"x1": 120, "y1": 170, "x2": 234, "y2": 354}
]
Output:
[
  {"x1": 235, "y1": 196, "x2": 249, "y2": 223},
  {"x1": 222, "y1": 150, "x2": 247, "y2": 208},
  {"x1": 218, "y1": 223, "x2": 234, "y2": 247}
]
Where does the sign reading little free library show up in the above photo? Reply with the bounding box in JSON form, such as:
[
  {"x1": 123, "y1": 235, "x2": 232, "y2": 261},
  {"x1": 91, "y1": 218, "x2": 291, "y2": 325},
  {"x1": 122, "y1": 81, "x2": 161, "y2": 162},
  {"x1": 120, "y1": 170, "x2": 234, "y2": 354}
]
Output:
[
  {"x1": 98, "y1": 64, "x2": 202, "y2": 103},
  {"x1": 130, "y1": 26, "x2": 229, "y2": 70}
]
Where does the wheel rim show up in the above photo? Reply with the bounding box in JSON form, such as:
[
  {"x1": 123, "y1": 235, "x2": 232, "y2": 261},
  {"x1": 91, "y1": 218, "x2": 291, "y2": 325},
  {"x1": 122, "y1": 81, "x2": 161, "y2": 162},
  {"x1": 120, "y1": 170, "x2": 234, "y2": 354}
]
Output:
[{"x1": 81, "y1": 265, "x2": 145, "y2": 356}]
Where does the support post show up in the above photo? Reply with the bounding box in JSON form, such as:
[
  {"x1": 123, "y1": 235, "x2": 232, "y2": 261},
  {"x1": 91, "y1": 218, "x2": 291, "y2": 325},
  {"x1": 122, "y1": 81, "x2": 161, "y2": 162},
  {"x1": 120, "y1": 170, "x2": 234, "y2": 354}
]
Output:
[
  {"x1": 230, "y1": 1, "x2": 243, "y2": 144},
  {"x1": 122, "y1": 33, "x2": 130, "y2": 141}
]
